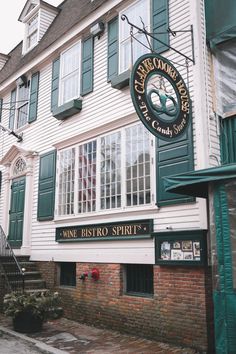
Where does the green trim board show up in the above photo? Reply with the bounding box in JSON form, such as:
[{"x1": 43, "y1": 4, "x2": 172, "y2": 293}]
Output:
[
  {"x1": 28, "y1": 72, "x2": 40, "y2": 123},
  {"x1": 213, "y1": 182, "x2": 236, "y2": 353},
  {"x1": 56, "y1": 219, "x2": 153, "y2": 242},
  {"x1": 37, "y1": 150, "x2": 56, "y2": 221},
  {"x1": 220, "y1": 116, "x2": 236, "y2": 164},
  {"x1": 156, "y1": 118, "x2": 194, "y2": 206},
  {"x1": 81, "y1": 37, "x2": 94, "y2": 96},
  {"x1": 154, "y1": 230, "x2": 207, "y2": 266},
  {"x1": 152, "y1": 0, "x2": 169, "y2": 53},
  {"x1": 111, "y1": 70, "x2": 130, "y2": 90},
  {"x1": 52, "y1": 99, "x2": 82, "y2": 120},
  {"x1": 205, "y1": 0, "x2": 236, "y2": 48},
  {"x1": 164, "y1": 163, "x2": 236, "y2": 198}
]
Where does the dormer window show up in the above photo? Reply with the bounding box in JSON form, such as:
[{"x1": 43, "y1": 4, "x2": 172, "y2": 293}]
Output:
[
  {"x1": 27, "y1": 13, "x2": 39, "y2": 50},
  {"x1": 19, "y1": 0, "x2": 59, "y2": 55}
]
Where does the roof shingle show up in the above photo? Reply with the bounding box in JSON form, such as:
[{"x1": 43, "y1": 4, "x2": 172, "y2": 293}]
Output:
[{"x1": 0, "y1": 0, "x2": 107, "y2": 85}]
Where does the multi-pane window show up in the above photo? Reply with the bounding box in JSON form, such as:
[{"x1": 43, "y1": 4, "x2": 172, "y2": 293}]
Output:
[
  {"x1": 57, "y1": 123, "x2": 153, "y2": 216},
  {"x1": 125, "y1": 264, "x2": 154, "y2": 296},
  {"x1": 17, "y1": 83, "x2": 29, "y2": 129},
  {"x1": 126, "y1": 125, "x2": 151, "y2": 206},
  {"x1": 59, "y1": 42, "x2": 80, "y2": 105},
  {"x1": 9, "y1": 82, "x2": 30, "y2": 130},
  {"x1": 58, "y1": 148, "x2": 75, "y2": 215},
  {"x1": 27, "y1": 14, "x2": 38, "y2": 50},
  {"x1": 100, "y1": 132, "x2": 121, "y2": 210},
  {"x1": 78, "y1": 141, "x2": 97, "y2": 213},
  {"x1": 119, "y1": 0, "x2": 150, "y2": 73}
]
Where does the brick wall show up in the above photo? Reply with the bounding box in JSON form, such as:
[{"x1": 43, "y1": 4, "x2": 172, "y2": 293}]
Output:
[{"x1": 38, "y1": 261, "x2": 214, "y2": 353}]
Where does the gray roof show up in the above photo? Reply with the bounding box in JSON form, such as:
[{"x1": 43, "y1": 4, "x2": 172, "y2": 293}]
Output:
[{"x1": 0, "y1": 0, "x2": 108, "y2": 85}]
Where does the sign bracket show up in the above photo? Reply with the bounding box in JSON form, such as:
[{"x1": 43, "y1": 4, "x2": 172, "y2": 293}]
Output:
[{"x1": 121, "y1": 14, "x2": 195, "y2": 65}]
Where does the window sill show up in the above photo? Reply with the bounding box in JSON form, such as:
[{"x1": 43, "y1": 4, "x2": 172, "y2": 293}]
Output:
[
  {"x1": 111, "y1": 70, "x2": 130, "y2": 90},
  {"x1": 54, "y1": 204, "x2": 158, "y2": 224},
  {"x1": 123, "y1": 292, "x2": 154, "y2": 299},
  {"x1": 52, "y1": 98, "x2": 82, "y2": 120}
]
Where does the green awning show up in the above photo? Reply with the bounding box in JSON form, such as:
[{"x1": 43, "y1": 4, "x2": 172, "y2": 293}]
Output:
[
  {"x1": 205, "y1": 0, "x2": 236, "y2": 49},
  {"x1": 164, "y1": 164, "x2": 236, "y2": 198}
]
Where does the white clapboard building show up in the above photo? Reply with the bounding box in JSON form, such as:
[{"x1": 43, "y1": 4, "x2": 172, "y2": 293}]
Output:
[{"x1": 0, "y1": 0, "x2": 219, "y2": 351}]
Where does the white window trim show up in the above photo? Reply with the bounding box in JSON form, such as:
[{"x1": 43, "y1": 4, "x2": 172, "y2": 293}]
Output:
[
  {"x1": 12, "y1": 80, "x2": 30, "y2": 132},
  {"x1": 54, "y1": 122, "x2": 156, "y2": 220},
  {"x1": 58, "y1": 41, "x2": 81, "y2": 106},
  {"x1": 23, "y1": 9, "x2": 40, "y2": 54},
  {"x1": 118, "y1": 0, "x2": 150, "y2": 74}
]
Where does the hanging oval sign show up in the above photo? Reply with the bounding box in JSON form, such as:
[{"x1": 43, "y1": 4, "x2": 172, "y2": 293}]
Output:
[{"x1": 130, "y1": 53, "x2": 191, "y2": 140}]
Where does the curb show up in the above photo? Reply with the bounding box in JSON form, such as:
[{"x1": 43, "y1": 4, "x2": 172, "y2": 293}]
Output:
[{"x1": 0, "y1": 325, "x2": 67, "y2": 354}]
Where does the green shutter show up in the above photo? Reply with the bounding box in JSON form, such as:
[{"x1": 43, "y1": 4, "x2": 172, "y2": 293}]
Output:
[
  {"x1": 81, "y1": 37, "x2": 94, "y2": 96},
  {"x1": 152, "y1": 0, "x2": 169, "y2": 53},
  {"x1": 28, "y1": 72, "x2": 39, "y2": 123},
  {"x1": 221, "y1": 116, "x2": 236, "y2": 164},
  {"x1": 108, "y1": 17, "x2": 118, "y2": 81},
  {"x1": 0, "y1": 98, "x2": 2, "y2": 122},
  {"x1": 51, "y1": 58, "x2": 60, "y2": 111},
  {"x1": 37, "y1": 150, "x2": 56, "y2": 221},
  {"x1": 9, "y1": 89, "x2": 16, "y2": 130},
  {"x1": 156, "y1": 120, "x2": 194, "y2": 206}
]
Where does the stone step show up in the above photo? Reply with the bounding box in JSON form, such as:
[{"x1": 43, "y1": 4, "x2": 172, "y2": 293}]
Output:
[
  {"x1": 9, "y1": 279, "x2": 46, "y2": 290},
  {"x1": 5, "y1": 271, "x2": 42, "y2": 280}
]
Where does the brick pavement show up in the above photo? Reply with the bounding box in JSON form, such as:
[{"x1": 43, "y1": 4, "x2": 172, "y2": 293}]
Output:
[{"x1": 0, "y1": 314, "x2": 202, "y2": 354}]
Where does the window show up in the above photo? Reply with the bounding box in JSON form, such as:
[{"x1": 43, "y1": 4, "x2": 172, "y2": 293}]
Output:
[
  {"x1": 9, "y1": 81, "x2": 30, "y2": 130},
  {"x1": 17, "y1": 83, "x2": 30, "y2": 129},
  {"x1": 125, "y1": 264, "x2": 153, "y2": 296},
  {"x1": 119, "y1": 0, "x2": 150, "y2": 73},
  {"x1": 26, "y1": 14, "x2": 38, "y2": 51},
  {"x1": 60, "y1": 262, "x2": 76, "y2": 287},
  {"x1": 59, "y1": 42, "x2": 81, "y2": 105},
  {"x1": 56, "y1": 123, "x2": 153, "y2": 216}
]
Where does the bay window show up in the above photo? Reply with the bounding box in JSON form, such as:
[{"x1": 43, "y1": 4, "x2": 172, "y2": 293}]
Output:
[{"x1": 56, "y1": 123, "x2": 153, "y2": 216}]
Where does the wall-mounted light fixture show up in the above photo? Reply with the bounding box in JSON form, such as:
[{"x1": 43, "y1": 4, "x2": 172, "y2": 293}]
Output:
[
  {"x1": 16, "y1": 74, "x2": 28, "y2": 87},
  {"x1": 90, "y1": 21, "x2": 104, "y2": 38}
]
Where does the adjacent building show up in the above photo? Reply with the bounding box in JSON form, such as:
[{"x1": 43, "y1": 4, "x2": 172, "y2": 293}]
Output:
[{"x1": 0, "y1": 0, "x2": 226, "y2": 352}]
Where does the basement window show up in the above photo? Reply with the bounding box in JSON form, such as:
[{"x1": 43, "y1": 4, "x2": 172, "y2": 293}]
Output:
[
  {"x1": 59, "y1": 262, "x2": 76, "y2": 287},
  {"x1": 124, "y1": 264, "x2": 153, "y2": 297}
]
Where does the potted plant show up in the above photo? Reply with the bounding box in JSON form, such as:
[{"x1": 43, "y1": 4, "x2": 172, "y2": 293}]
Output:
[{"x1": 3, "y1": 291, "x2": 63, "y2": 333}]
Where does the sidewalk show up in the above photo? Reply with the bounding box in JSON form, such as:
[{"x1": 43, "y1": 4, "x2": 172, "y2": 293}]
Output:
[{"x1": 0, "y1": 314, "x2": 201, "y2": 354}]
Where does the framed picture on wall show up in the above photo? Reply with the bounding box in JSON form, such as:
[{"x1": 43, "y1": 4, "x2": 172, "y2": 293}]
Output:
[{"x1": 153, "y1": 230, "x2": 207, "y2": 266}]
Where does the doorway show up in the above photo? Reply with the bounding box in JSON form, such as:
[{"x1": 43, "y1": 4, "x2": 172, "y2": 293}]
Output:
[{"x1": 8, "y1": 176, "x2": 26, "y2": 248}]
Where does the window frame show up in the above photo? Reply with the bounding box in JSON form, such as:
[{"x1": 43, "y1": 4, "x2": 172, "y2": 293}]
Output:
[
  {"x1": 55, "y1": 122, "x2": 155, "y2": 219},
  {"x1": 10, "y1": 80, "x2": 31, "y2": 131},
  {"x1": 118, "y1": 0, "x2": 150, "y2": 74},
  {"x1": 58, "y1": 41, "x2": 81, "y2": 106},
  {"x1": 59, "y1": 262, "x2": 76, "y2": 287},
  {"x1": 16, "y1": 82, "x2": 30, "y2": 130},
  {"x1": 27, "y1": 13, "x2": 39, "y2": 50},
  {"x1": 124, "y1": 264, "x2": 154, "y2": 297}
]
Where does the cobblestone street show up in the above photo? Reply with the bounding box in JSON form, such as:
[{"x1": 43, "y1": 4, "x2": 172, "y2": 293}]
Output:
[{"x1": 0, "y1": 315, "x2": 201, "y2": 354}]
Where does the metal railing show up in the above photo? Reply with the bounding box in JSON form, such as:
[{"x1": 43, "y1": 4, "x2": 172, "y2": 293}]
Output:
[{"x1": 0, "y1": 226, "x2": 24, "y2": 292}]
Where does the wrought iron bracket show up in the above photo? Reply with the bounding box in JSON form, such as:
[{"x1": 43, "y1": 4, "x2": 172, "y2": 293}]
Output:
[
  {"x1": 121, "y1": 14, "x2": 195, "y2": 65},
  {"x1": 0, "y1": 122, "x2": 23, "y2": 142}
]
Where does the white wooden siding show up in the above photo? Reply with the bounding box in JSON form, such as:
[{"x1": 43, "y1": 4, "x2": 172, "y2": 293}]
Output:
[
  {"x1": 39, "y1": 8, "x2": 57, "y2": 42},
  {"x1": 0, "y1": 0, "x2": 213, "y2": 263}
]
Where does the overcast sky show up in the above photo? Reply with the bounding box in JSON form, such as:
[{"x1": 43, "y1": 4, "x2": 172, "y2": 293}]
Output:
[{"x1": 0, "y1": 0, "x2": 62, "y2": 54}]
